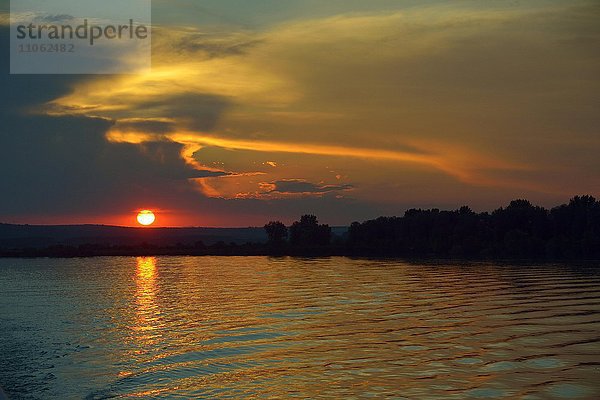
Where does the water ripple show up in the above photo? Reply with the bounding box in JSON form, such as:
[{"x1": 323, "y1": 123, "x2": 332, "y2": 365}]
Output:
[{"x1": 0, "y1": 257, "x2": 599, "y2": 399}]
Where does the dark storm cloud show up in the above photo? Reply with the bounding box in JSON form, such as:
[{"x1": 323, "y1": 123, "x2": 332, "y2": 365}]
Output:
[
  {"x1": 0, "y1": 30, "x2": 86, "y2": 114},
  {"x1": 0, "y1": 26, "x2": 228, "y2": 217},
  {"x1": 0, "y1": 112, "x2": 221, "y2": 214}
]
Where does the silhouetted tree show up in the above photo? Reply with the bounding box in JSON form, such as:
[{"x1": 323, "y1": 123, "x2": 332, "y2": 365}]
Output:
[
  {"x1": 346, "y1": 195, "x2": 600, "y2": 259},
  {"x1": 491, "y1": 199, "x2": 549, "y2": 257},
  {"x1": 289, "y1": 215, "x2": 331, "y2": 247},
  {"x1": 550, "y1": 195, "x2": 600, "y2": 258},
  {"x1": 264, "y1": 221, "x2": 288, "y2": 246}
]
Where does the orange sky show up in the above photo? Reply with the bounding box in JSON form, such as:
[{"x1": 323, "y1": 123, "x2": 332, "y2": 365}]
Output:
[{"x1": 1, "y1": 1, "x2": 599, "y2": 226}]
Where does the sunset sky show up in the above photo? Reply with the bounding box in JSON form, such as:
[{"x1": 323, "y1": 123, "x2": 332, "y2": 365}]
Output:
[{"x1": 1, "y1": 0, "x2": 598, "y2": 227}]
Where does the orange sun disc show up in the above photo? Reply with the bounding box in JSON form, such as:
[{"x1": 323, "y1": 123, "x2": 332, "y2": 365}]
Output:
[{"x1": 136, "y1": 210, "x2": 156, "y2": 226}]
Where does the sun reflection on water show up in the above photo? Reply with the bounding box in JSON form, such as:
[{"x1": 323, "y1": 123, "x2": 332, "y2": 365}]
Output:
[
  {"x1": 133, "y1": 257, "x2": 161, "y2": 347},
  {"x1": 137, "y1": 256, "x2": 157, "y2": 281}
]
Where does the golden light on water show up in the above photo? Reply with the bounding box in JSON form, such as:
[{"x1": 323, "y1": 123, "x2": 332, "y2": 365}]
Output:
[
  {"x1": 66, "y1": 256, "x2": 600, "y2": 398},
  {"x1": 133, "y1": 257, "x2": 161, "y2": 349},
  {"x1": 136, "y1": 256, "x2": 157, "y2": 281},
  {"x1": 136, "y1": 210, "x2": 156, "y2": 226}
]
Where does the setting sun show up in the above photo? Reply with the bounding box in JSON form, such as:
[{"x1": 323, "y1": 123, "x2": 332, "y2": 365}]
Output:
[{"x1": 136, "y1": 210, "x2": 156, "y2": 226}]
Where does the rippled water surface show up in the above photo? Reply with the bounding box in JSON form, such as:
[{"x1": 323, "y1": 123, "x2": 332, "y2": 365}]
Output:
[{"x1": 1, "y1": 257, "x2": 599, "y2": 399}]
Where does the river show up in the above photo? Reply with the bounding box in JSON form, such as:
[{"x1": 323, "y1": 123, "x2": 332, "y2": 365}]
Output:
[{"x1": 0, "y1": 257, "x2": 599, "y2": 399}]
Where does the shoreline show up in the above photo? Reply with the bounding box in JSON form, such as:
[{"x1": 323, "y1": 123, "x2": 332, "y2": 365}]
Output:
[{"x1": 0, "y1": 246, "x2": 598, "y2": 264}]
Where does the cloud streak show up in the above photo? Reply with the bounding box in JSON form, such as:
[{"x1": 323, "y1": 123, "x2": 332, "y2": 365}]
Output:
[{"x1": 265, "y1": 179, "x2": 353, "y2": 195}]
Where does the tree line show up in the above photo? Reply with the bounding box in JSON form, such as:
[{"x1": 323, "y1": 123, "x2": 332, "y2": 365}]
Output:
[
  {"x1": 1, "y1": 195, "x2": 598, "y2": 259},
  {"x1": 265, "y1": 195, "x2": 600, "y2": 259}
]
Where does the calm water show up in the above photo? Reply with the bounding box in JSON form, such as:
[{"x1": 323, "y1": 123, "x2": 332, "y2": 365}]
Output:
[{"x1": 0, "y1": 257, "x2": 599, "y2": 399}]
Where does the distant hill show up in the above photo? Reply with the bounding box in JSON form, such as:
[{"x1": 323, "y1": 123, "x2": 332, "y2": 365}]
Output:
[
  {"x1": 0, "y1": 223, "x2": 267, "y2": 249},
  {"x1": 0, "y1": 223, "x2": 349, "y2": 250}
]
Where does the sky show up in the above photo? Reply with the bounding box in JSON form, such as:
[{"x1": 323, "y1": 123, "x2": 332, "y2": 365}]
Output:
[{"x1": 0, "y1": 0, "x2": 599, "y2": 227}]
